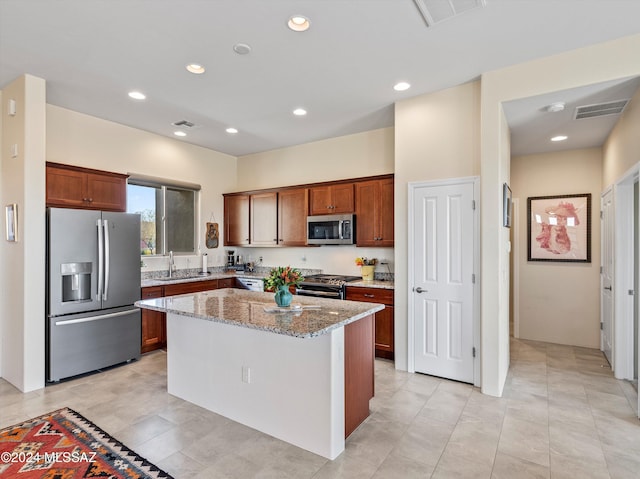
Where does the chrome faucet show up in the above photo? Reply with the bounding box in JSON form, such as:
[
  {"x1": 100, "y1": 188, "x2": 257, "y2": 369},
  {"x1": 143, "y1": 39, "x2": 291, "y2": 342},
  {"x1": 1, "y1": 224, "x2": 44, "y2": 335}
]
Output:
[{"x1": 168, "y1": 251, "x2": 175, "y2": 278}]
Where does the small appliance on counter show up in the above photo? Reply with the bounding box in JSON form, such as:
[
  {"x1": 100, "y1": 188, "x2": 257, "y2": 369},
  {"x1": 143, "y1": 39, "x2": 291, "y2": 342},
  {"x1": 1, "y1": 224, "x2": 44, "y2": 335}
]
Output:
[{"x1": 226, "y1": 250, "x2": 236, "y2": 268}]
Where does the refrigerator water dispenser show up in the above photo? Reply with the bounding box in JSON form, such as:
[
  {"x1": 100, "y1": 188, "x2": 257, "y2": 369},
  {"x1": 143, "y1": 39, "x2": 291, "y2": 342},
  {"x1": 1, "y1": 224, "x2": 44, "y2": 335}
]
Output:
[{"x1": 61, "y1": 262, "x2": 92, "y2": 302}]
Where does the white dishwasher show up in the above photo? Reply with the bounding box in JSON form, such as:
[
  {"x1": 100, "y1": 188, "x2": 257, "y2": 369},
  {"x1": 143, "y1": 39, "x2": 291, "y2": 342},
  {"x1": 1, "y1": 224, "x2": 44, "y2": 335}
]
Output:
[{"x1": 237, "y1": 277, "x2": 264, "y2": 291}]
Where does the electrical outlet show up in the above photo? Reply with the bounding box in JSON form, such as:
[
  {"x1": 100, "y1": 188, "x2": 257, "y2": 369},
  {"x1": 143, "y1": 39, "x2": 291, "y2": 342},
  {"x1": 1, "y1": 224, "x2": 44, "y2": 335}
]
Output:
[{"x1": 242, "y1": 365, "x2": 251, "y2": 383}]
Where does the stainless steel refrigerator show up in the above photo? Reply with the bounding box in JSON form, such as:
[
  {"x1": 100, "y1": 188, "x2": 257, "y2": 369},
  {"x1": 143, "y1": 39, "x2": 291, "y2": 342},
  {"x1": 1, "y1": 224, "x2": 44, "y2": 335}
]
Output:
[{"x1": 46, "y1": 207, "x2": 141, "y2": 382}]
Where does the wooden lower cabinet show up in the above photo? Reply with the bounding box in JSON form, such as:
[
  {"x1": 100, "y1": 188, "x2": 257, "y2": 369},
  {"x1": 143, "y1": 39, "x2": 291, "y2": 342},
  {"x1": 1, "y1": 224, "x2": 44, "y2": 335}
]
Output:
[
  {"x1": 141, "y1": 286, "x2": 166, "y2": 354},
  {"x1": 141, "y1": 278, "x2": 235, "y2": 353},
  {"x1": 345, "y1": 286, "x2": 394, "y2": 360},
  {"x1": 344, "y1": 314, "x2": 374, "y2": 438}
]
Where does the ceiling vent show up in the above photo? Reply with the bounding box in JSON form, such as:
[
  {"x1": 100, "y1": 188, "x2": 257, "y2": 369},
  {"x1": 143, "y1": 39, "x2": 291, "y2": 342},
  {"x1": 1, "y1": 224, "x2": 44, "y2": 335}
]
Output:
[
  {"x1": 172, "y1": 120, "x2": 195, "y2": 128},
  {"x1": 574, "y1": 100, "x2": 628, "y2": 120},
  {"x1": 413, "y1": 0, "x2": 486, "y2": 26}
]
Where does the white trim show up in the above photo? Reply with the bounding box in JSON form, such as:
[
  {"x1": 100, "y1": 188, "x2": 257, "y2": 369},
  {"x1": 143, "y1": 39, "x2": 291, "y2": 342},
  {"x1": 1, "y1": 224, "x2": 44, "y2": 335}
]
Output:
[
  {"x1": 512, "y1": 198, "x2": 520, "y2": 339},
  {"x1": 613, "y1": 163, "x2": 640, "y2": 380},
  {"x1": 407, "y1": 176, "x2": 481, "y2": 387}
]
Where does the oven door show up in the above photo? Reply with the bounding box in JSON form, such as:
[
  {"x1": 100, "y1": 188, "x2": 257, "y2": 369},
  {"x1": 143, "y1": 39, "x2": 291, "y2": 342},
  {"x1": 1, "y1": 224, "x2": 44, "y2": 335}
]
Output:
[{"x1": 295, "y1": 286, "x2": 344, "y2": 300}]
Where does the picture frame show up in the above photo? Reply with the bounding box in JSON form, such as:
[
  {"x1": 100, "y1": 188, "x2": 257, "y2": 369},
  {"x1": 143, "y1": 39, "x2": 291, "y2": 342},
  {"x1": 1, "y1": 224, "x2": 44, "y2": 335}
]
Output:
[
  {"x1": 205, "y1": 222, "x2": 219, "y2": 249},
  {"x1": 5, "y1": 204, "x2": 17, "y2": 242},
  {"x1": 503, "y1": 183, "x2": 512, "y2": 228},
  {"x1": 527, "y1": 193, "x2": 591, "y2": 262}
]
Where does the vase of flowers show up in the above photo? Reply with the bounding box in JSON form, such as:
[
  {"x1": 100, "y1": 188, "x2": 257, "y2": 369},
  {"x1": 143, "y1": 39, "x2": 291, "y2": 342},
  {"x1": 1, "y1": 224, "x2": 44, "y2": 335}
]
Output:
[
  {"x1": 265, "y1": 266, "x2": 304, "y2": 307},
  {"x1": 355, "y1": 257, "x2": 377, "y2": 281}
]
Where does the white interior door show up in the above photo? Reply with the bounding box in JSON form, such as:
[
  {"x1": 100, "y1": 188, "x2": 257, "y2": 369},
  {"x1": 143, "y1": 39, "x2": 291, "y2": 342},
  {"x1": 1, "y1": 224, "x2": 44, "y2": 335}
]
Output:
[
  {"x1": 412, "y1": 181, "x2": 475, "y2": 383},
  {"x1": 601, "y1": 188, "x2": 614, "y2": 366}
]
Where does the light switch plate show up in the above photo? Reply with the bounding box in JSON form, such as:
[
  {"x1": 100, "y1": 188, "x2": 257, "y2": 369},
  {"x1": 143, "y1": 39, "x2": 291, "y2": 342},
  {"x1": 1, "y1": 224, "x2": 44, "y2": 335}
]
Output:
[
  {"x1": 10, "y1": 144, "x2": 18, "y2": 158},
  {"x1": 8, "y1": 99, "x2": 16, "y2": 116}
]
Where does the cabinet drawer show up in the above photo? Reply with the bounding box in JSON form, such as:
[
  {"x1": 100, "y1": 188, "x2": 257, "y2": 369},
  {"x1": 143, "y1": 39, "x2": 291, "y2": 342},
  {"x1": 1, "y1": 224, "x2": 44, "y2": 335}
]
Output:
[
  {"x1": 141, "y1": 286, "x2": 164, "y2": 299},
  {"x1": 345, "y1": 286, "x2": 393, "y2": 305},
  {"x1": 165, "y1": 280, "x2": 218, "y2": 296}
]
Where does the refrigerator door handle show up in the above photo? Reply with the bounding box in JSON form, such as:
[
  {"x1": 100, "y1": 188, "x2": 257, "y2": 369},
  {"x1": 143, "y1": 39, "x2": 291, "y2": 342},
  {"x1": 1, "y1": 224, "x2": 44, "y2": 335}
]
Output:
[
  {"x1": 54, "y1": 308, "x2": 138, "y2": 326},
  {"x1": 97, "y1": 219, "x2": 104, "y2": 300},
  {"x1": 103, "y1": 219, "x2": 110, "y2": 301}
]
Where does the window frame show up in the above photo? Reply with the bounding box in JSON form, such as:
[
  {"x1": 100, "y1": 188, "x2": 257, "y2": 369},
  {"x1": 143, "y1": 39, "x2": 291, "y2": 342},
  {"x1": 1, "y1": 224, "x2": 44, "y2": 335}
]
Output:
[{"x1": 127, "y1": 178, "x2": 200, "y2": 256}]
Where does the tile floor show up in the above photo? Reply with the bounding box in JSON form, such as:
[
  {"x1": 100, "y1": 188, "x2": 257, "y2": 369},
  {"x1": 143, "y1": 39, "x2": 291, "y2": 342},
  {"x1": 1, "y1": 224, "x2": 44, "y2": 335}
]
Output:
[{"x1": 1, "y1": 338, "x2": 639, "y2": 478}]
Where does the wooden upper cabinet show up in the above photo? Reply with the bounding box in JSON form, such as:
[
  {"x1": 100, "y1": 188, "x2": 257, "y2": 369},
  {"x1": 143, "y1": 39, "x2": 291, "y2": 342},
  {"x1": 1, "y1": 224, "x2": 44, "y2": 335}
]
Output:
[
  {"x1": 250, "y1": 192, "x2": 278, "y2": 246},
  {"x1": 224, "y1": 194, "x2": 250, "y2": 246},
  {"x1": 278, "y1": 188, "x2": 308, "y2": 246},
  {"x1": 355, "y1": 178, "x2": 394, "y2": 247},
  {"x1": 309, "y1": 183, "x2": 354, "y2": 215},
  {"x1": 46, "y1": 162, "x2": 127, "y2": 212}
]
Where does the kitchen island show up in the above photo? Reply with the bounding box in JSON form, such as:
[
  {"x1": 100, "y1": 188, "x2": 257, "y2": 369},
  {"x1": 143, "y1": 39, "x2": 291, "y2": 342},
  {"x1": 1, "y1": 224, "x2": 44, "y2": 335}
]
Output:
[{"x1": 135, "y1": 288, "x2": 384, "y2": 460}]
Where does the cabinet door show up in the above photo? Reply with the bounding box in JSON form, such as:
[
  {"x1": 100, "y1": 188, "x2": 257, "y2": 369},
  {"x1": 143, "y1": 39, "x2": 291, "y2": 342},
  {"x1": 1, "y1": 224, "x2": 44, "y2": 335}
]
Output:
[
  {"x1": 217, "y1": 277, "x2": 237, "y2": 289},
  {"x1": 378, "y1": 178, "x2": 394, "y2": 247},
  {"x1": 309, "y1": 186, "x2": 332, "y2": 215},
  {"x1": 46, "y1": 165, "x2": 87, "y2": 208},
  {"x1": 374, "y1": 305, "x2": 394, "y2": 359},
  {"x1": 278, "y1": 188, "x2": 308, "y2": 246},
  {"x1": 331, "y1": 183, "x2": 354, "y2": 214},
  {"x1": 224, "y1": 195, "x2": 250, "y2": 246},
  {"x1": 250, "y1": 192, "x2": 278, "y2": 246},
  {"x1": 141, "y1": 287, "x2": 166, "y2": 353},
  {"x1": 355, "y1": 181, "x2": 378, "y2": 246},
  {"x1": 86, "y1": 172, "x2": 127, "y2": 212}
]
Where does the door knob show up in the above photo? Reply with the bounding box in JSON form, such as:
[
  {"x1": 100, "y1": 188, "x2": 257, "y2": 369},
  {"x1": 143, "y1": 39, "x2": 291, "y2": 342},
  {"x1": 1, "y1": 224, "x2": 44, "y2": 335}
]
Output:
[
  {"x1": 604, "y1": 286, "x2": 612, "y2": 291},
  {"x1": 413, "y1": 287, "x2": 427, "y2": 293}
]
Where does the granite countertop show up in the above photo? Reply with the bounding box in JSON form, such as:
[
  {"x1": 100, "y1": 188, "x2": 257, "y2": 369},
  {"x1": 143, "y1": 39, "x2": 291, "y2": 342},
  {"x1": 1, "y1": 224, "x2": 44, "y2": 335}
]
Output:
[
  {"x1": 136, "y1": 288, "x2": 384, "y2": 338},
  {"x1": 347, "y1": 280, "x2": 394, "y2": 289},
  {"x1": 141, "y1": 271, "x2": 266, "y2": 288}
]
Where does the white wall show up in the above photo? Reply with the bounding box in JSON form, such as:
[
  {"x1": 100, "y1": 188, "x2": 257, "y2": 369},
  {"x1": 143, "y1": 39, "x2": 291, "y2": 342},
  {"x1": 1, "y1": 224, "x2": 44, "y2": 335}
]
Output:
[
  {"x1": 512, "y1": 148, "x2": 603, "y2": 348},
  {"x1": 480, "y1": 32, "x2": 640, "y2": 397},
  {"x1": 395, "y1": 81, "x2": 481, "y2": 372},
  {"x1": 603, "y1": 84, "x2": 640, "y2": 188},
  {"x1": 46, "y1": 105, "x2": 238, "y2": 272},
  {"x1": 0, "y1": 75, "x2": 46, "y2": 391}
]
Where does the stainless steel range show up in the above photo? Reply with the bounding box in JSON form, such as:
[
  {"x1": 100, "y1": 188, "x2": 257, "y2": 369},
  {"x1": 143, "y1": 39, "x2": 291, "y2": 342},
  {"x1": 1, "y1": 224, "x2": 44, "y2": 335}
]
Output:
[{"x1": 296, "y1": 274, "x2": 361, "y2": 300}]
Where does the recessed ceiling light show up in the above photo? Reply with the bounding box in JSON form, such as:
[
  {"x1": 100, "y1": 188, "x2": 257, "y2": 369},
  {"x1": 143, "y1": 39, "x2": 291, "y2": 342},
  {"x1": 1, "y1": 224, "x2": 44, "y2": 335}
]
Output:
[
  {"x1": 128, "y1": 91, "x2": 146, "y2": 100},
  {"x1": 233, "y1": 43, "x2": 252, "y2": 55},
  {"x1": 394, "y1": 82, "x2": 411, "y2": 92},
  {"x1": 226, "y1": 127, "x2": 238, "y2": 134},
  {"x1": 174, "y1": 131, "x2": 187, "y2": 137},
  {"x1": 288, "y1": 15, "x2": 310, "y2": 32},
  {"x1": 551, "y1": 135, "x2": 568, "y2": 142},
  {"x1": 293, "y1": 108, "x2": 307, "y2": 116},
  {"x1": 545, "y1": 102, "x2": 566, "y2": 113},
  {"x1": 186, "y1": 63, "x2": 205, "y2": 74}
]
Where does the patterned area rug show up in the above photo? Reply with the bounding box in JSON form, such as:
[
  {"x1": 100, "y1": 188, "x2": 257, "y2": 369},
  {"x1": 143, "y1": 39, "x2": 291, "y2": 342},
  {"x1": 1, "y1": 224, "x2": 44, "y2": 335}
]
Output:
[{"x1": 0, "y1": 407, "x2": 173, "y2": 478}]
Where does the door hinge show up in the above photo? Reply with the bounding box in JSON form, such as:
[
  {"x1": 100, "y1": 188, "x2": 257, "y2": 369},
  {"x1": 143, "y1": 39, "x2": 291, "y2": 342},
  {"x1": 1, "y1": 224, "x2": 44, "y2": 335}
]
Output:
[
  {"x1": 600, "y1": 266, "x2": 603, "y2": 274},
  {"x1": 629, "y1": 289, "x2": 635, "y2": 296},
  {"x1": 472, "y1": 200, "x2": 476, "y2": 210},
  {"x1": 600, "y1": 322, "x2": 603, "y2": 330},
  {"x1": 472, "y1": 347, "x2": 476, "y2": 358},
  {"x1": 472, "y1": 273, "x2": 476, "y2": 284},
  {"x1": 600, "y1": 211, "x2": 603, "y2": 219}
]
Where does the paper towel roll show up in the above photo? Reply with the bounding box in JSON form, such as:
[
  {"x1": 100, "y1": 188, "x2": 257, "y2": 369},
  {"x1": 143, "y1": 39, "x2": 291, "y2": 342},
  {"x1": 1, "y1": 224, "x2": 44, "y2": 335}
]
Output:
[{"x1": 202, "y1": 254, "x2": 208, "y2": 273}]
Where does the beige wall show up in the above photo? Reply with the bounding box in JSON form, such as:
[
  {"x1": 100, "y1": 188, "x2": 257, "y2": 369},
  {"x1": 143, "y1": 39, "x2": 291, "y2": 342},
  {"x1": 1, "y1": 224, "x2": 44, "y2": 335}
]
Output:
[
  {"x1": 603, "y1": 85, "x2": 640, "y2": 187},
  {"x1": 395, "y1": 81, "x2": 481, "y2": 372},
  {"x1": 0, "y1": 75, "x2": 46, "y2": 391},
  {"x1": 46, "y1": 105, "x2": 238, "y2": 270},
  {"x1": 236, "y1": 128, "x2": 394, "y2": 191},
  {"x1": 233, "y1": 127, "x2": 395, "y2": 279},
  {"x1": 512, "y1": 148, "x2": 602, "y2": 348},
  {"x1": 480, "y1": 32, "x2": 640, "y2": 397}
]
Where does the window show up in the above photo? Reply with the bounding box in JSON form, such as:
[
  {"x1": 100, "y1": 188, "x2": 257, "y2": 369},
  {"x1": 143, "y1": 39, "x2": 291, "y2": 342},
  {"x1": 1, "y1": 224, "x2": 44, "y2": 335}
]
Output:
[{"x1": 127, "y1": 180, "x2": 198, "y2": 255}]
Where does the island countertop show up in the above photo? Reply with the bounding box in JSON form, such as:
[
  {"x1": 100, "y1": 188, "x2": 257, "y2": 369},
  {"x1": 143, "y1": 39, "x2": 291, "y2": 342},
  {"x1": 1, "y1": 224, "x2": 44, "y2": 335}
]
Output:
[{"x1": 135, "y1": 288, "x2": 384, "y2": 338}]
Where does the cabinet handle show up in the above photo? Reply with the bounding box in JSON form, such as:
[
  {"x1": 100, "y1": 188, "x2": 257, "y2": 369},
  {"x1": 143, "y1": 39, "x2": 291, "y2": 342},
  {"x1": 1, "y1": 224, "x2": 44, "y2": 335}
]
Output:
[
  {"x1": 364, "y1": 293, "x2": 375, "y2": 298},
  {"x1": 88, "y1": 198, "x2": 93, "y2": 202}
]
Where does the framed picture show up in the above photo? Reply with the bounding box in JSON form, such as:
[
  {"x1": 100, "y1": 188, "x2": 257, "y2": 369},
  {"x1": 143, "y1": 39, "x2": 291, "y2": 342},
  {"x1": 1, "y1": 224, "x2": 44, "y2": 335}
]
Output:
[
  {"x1": 503, "y1": 183, "x2": 512, "y2": 228},
  {"x1": 527, "y1": 193, "x2": 591, "y2": 262},
  {"x1": 205, "y1": 222, "x2": 219, "y2": 248},
  {"x1": 5, "y1": 204, "x2": 17, "y2": 242}
]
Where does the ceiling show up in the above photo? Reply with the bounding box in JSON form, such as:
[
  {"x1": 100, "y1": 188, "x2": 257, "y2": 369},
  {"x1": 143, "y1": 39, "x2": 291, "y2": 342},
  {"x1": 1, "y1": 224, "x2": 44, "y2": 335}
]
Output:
[{"x1": 2, "y1": 0, "x2": 640, "y2": 157}]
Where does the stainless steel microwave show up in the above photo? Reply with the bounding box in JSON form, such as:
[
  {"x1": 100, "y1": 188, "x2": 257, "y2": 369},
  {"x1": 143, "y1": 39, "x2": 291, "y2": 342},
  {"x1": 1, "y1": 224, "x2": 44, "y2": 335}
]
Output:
[{"x1": 307, "y1": 214, "x2": 355, "y2": 245}]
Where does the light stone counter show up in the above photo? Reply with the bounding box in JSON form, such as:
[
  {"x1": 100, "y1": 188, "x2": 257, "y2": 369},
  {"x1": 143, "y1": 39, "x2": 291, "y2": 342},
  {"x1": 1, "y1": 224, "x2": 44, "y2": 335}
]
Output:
[
  {"x1": 347, "y1": 279, "x2": 395, "y2": 289},
  {"x1": 136, "y1": 288, "x2": 383, "y2": 338},
  {"x1": 141, "y1": 272, "x2": 266, "y2": 288},
  {"x1": 135, "y1": 287, "x2": 381, "y2": 460}
]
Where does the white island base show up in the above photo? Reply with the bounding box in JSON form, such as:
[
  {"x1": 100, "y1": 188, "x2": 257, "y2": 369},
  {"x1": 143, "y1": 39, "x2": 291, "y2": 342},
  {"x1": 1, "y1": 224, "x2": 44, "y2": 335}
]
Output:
[{"x1": 166, "y1": 311, "x2": 373, "y2": 460}]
